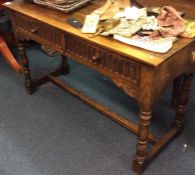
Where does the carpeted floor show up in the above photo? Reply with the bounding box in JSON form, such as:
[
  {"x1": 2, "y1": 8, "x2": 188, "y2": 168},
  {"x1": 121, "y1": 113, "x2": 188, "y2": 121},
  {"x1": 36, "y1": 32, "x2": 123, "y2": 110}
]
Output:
[{"x1": 0, "y1": 43, "x2": 194, "y2": 175}]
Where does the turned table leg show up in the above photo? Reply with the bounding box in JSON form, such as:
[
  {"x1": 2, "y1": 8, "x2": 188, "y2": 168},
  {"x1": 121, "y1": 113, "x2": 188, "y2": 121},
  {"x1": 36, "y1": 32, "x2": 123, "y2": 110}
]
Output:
[
  {"x1": 18, "y1": 41, "x2": 35, "y2": 94},
  {"x1": 132, "y1": 109, "x2": 152, "y2": 174},
  {"x1": 172, "y1": 74, "x2": 194, "y2": 131},
  {"x1": 171, "y1": 76, "x2": 182, "y2": 108},
  {"x1": 61, "y1": 55, "x2": 69, "y2": 75}
]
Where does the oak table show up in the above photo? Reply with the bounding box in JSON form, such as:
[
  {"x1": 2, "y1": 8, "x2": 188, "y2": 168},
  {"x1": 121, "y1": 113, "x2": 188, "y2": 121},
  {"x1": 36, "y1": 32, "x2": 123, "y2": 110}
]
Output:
[{"x1": 4, "y1": 0, "x2": 195, "y2": 174}]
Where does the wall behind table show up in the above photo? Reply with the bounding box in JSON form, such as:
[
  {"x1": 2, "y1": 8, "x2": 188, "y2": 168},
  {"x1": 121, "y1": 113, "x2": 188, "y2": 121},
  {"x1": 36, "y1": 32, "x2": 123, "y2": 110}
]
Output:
[{"x1": 138, "y1": 0, "x2": 195, "y2": 19}]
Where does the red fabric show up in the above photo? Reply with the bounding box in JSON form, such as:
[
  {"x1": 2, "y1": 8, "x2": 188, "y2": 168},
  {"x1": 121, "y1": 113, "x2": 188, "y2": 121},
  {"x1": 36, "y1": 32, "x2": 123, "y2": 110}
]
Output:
[
  {"x1": 0, "y1": 0, "x2": 22, "y2": 73},
  {"x1": 0, "y1": 35, "x2": 23, "y2": 73},
  {"x1": 0, "y1": 0, "x2": 8, "y2": 3}
]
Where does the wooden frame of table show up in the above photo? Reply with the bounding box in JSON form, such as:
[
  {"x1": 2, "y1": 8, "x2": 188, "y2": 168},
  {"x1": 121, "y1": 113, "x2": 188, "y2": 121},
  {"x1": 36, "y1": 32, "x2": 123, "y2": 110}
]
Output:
[{"x1": 4, "y1": 0, "x2": 195, "y2": 174}]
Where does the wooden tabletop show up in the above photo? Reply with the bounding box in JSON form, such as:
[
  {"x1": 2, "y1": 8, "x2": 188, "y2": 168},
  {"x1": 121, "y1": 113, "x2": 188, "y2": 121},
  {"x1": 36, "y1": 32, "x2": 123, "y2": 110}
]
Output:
[{"x1": 4, "y1": 0, "x2": 195, "y2": 67}]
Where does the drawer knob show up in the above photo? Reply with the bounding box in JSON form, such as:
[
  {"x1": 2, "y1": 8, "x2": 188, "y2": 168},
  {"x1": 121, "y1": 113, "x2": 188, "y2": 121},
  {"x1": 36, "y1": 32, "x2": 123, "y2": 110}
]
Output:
[
  {"x1": 30, "y1": 27, "x2": 38, "y2": 33},
  {"x1": 92, "y1": 56, "x2": 99, "y2": 62},
  {"x1": 92, "y1": 52, "x2": 100, "y2": 62},
  {"x1": 192, "y1": 51, "x2": 195, "y2": 63}
]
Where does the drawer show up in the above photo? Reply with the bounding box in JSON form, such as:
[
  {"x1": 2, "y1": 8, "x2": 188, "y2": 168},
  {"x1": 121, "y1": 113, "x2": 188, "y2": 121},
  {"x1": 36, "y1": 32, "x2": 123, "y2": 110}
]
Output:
[
  {"x1": 13, "y1": 13, "x2": 64, "y2": 51},
  {"x1": 64, "y1": 35, "x2": 141, "y2": 85}
]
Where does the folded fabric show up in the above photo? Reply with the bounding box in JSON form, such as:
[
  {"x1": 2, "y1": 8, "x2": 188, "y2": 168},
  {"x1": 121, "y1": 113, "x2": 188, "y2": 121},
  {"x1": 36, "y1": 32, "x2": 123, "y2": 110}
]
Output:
[{"x1": 156, "y1": 6, "x2": 185, "y2": 37}]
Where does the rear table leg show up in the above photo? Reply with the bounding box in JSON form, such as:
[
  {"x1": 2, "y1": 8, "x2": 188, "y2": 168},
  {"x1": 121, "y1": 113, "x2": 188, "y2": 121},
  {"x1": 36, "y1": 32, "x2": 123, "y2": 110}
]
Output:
[
  {"x1": 172, "y1": 74, "x2": 194, "y2": 132},
  {"x1": 61, "y1": 55, "x2": 69, "y2": 75},
  {"x1": 171, "y1": 76, "x2": 182, "y2": 108}
]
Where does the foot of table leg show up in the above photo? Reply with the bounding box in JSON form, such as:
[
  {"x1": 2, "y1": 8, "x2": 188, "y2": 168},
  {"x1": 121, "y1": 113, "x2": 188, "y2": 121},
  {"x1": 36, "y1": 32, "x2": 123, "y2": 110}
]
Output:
[
  {"x1": 132, "y1": 110, "x2": 152, "y2": 174},
  {"x1": 18, "y1": 42, "x2": 36, "y2": 94},
  {"x1": 132, "y1": 159, "x2": 145, "y2": 175},
  {"x1": 172, "y1": 74, "x2": 194, "y2": 132}
]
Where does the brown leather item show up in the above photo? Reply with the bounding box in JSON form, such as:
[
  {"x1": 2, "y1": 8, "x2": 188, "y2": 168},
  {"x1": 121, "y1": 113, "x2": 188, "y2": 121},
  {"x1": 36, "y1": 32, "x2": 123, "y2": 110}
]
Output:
[
  {"x1": 91, "y1": 0, "x2": 130, "y2": 20},
  {"x1": 90, "y1": 18, "x2": 120, "y2": 37},
  {"x1": 117, "y1": 0, "x2": 131, "y2": 9},
  {"x1": 99, "y1": 1, "x2": 120, "y2": 20}
]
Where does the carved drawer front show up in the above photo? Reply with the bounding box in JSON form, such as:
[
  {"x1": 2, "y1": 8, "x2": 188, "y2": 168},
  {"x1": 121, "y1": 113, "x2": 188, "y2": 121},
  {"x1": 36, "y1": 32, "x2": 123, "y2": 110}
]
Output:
[
  {"x1": 13, "y1": 13, "x2": 64, "y2": 50},
  {"x1": 64, "y1": 35, "x2": 141, "y2": 84}
]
